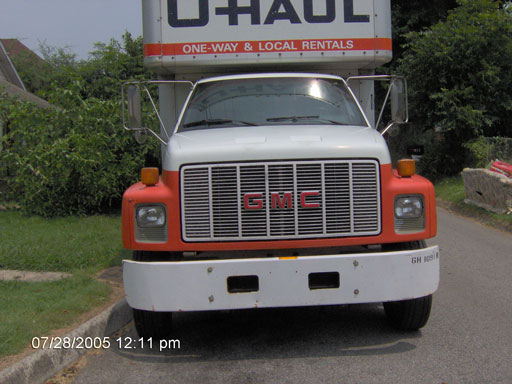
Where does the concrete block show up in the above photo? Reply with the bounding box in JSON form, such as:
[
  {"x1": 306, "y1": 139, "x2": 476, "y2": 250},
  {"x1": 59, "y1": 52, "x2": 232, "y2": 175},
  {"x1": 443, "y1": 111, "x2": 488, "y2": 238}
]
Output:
[{"x1": 462, "y1": 168, "x2": 512, "y2": 214}]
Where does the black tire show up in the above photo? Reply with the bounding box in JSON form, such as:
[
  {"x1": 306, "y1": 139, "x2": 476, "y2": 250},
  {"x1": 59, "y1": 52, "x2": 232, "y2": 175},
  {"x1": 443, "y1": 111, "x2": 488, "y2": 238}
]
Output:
[
  {"x1": 384, "y1": 294, "x2": 432, "y2": 331},
  {"x1": 131, "y1": 251, "x2": 174, "y2": 340},
  {"x1": 133, "y1": 308, "x2": 173, "y2": 340},
  {"x1": 382, "y1": 240, "x2": 433, "y2": 331}
]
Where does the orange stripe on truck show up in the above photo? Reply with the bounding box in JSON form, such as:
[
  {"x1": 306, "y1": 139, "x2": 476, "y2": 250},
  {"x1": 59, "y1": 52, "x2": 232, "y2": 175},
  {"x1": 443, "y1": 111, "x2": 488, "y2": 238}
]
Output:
[{"x1": 144, "y1": 38, "x2": 392, "y2": 57}]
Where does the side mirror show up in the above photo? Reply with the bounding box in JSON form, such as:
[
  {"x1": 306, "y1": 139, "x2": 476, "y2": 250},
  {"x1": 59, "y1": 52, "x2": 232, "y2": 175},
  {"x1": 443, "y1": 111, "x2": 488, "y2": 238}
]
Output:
[
  {"x1": 134, "y1": 129, "x2": 148, "y2": 144},
  {"x1": 390, "y1": 78, "x2": 408, "y2": 124},
  {"x1": 122, "y1": 80, "x2": 194, "y2": 146},
  {"x1": 126, "y1": 85, "x2": 142, "y2": 129}
]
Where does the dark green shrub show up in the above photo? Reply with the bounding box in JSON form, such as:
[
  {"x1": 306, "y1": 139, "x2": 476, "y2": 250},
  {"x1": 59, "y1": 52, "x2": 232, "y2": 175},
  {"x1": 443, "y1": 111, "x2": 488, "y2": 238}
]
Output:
[
  {"x1": 464, "y1": 136, "x2": 512, "y2": 167},
  {"x1": 1, "y1": 33, "x2": 160, "y2": 217},
  {"x1": 417, "y1": 137, "x2": 466, "y2": 182},
  {"x1": 398, "y1": 0, "x2": 512, "y2": 178},
  {"x1": 0, "y1": 84, "x2": 159, "y2": 217}
]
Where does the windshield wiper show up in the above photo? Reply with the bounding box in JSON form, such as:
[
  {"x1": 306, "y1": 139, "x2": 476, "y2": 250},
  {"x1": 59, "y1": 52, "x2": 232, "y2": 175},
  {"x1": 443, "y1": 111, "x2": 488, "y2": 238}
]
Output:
[
  {"x1": 266, "y1": 116, "x2": 350, "y2": 125},
  {"x1": 267, "y1": 115, "x2": 319, "y2": 122},
  {"x1": 183, "y1": 118, "x2": 258, "y2": 128}
]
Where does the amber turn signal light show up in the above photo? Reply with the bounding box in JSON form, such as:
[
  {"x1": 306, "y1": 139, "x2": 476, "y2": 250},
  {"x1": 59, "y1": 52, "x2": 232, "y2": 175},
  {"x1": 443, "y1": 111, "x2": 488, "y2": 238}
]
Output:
[
  {"x1": 141, "y1": 167, "x2": 159, "y2": 186},
  {"x1": 397, "y1": 159, "x2": 416, "y2": 177}
]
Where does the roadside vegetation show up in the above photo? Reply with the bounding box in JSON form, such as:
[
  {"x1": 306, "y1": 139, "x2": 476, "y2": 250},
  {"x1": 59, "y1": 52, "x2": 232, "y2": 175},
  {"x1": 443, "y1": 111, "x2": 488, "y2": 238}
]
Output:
[
  {"x1": 0, "y1": 33, "x2": 159, "y2": 217},
  {"x1": 0, "y1": 211, "x2": 125, "y2": 272},
  {"x1": 0, "y1": 33, "x2": 148, "y2": 361},
  {"x1": 392, "y1": 0, "x2": 512, "y2": 231},
  {"x1": 389, "y1": 0, "x2": 512, "y2": 182},
  {"x1": 0, "y1": 274, "x2": 110, "y2": 358},
  {"x1": 0, "y1": 209, "x2": 125, "y2": 358}
]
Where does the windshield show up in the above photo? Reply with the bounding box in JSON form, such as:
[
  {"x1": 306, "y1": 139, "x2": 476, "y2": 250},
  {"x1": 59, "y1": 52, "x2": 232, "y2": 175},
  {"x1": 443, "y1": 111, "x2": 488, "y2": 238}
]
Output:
[{"x1": 178, "y1": 77, "x2": 367, "y2": 132}]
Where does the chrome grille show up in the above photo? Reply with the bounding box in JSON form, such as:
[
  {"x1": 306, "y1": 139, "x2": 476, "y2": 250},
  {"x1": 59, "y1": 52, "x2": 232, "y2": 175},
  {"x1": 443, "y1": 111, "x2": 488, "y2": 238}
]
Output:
[{"x1": 181, "y1": 160, "x2": 381, "y2": 241}]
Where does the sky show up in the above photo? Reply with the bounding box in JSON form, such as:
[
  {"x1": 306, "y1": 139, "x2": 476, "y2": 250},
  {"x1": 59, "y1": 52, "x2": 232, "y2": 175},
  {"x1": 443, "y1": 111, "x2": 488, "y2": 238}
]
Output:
[{"x1": 0, "y1": 0, "x2": 142, "y2": 59}]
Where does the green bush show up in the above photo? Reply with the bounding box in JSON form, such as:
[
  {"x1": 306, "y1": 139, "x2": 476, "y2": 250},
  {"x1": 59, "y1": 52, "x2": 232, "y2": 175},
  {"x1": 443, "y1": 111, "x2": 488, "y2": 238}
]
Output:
[
  {"x1": 417, "y1": 136, "x2": 466, "y2": 182},
  {"x1": 12, "y1": 32, "x2": 147, "y2": 101},
  {"x1": 464, "y1": 137, "x2": 493, "y2": 168},
  {"x1": 0, "y1": 83, "x2": 159, "y2": 217},
  {"x1": 0, "y1": 33, "x2": 161, "y2": 217},
  {"x1": 464, "y1": 136, "x2": 512, "y2": 167},
  {"x1": 398, "y1": 0, "x2": 512, "y2": 178}
]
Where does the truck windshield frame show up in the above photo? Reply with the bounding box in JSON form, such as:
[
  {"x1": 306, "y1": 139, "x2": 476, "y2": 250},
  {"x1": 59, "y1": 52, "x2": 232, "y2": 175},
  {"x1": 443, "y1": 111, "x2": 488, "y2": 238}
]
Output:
[{"x1": 177, "y1": 77, "x2": 368, "y2": 132}]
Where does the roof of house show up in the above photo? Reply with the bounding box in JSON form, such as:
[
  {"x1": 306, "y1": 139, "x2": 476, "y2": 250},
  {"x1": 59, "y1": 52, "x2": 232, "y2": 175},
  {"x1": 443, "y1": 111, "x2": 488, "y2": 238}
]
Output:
[
  {"x1": 0, "y1": 39, "x2": 50, "y2": 108},
  {"x1": 0, "y1": 39, "x2": 43, "y2": 63},
  {"x1": 0, "y1": 40, "x2": 25, "y2": 90},
  {"x1": 0, "y1": 78, "x2": 51, "y2": 108}
]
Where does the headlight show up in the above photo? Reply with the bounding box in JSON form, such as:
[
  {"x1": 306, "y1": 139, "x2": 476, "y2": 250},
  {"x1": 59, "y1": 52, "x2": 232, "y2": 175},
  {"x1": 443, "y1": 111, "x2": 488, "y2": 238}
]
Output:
[
  {"x1": 395, "y1": 196, "x2": 423, "y2": 218},
  {"x1": 394, "y1": 195, "x2": 425, "y2": 234},
  {"x1": 136, "y1": 205, "x2": 166, "y2": 227}
]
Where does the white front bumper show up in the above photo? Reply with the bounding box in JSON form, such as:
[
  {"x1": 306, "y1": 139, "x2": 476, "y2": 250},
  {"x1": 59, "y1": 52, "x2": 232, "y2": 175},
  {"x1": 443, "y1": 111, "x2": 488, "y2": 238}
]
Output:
[{"x1": 123, "y1": 246, "x2": 439, "y2": 312}]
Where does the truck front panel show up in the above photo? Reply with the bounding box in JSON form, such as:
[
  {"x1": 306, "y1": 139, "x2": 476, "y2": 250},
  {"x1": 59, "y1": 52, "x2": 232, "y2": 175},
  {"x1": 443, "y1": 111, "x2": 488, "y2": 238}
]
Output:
[{"x1": 122, "y1": 162, "x2": 437, "y2": 252}]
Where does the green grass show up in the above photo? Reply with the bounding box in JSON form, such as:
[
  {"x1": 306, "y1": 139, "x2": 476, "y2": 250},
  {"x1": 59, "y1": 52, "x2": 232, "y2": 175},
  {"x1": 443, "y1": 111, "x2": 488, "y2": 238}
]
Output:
[
  {"x1": 435, "y1": 176, "x2": 468, "y2": 204},
  {"x1": 0, "y1": 209, "x2": 129, "y2": 359},
  {"x1": 435, "y1": 175, "x2": 512, "y2": 231},
  {"x1": 0, "y1": 274, "x2": 110, "y2": 358},
  {"x1": 0, "y1": 210, "x2": 129, "y2": 272}
]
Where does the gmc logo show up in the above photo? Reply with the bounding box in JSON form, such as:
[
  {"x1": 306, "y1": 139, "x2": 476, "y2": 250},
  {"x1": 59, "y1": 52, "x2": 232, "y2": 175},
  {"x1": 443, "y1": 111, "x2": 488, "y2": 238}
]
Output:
[
  {"x1": 244, "y1": 191, "x2": 320, "y2": 210},
  {"x1": 169, "y1": 0, "x2": 370, "y2": 28}
]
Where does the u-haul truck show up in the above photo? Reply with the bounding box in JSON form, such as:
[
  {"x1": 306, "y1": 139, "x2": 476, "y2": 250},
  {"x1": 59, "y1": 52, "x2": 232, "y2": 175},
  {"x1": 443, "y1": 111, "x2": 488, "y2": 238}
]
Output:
[{"x1": 122, "y1": 0, "x2": 440, "y2": 339}]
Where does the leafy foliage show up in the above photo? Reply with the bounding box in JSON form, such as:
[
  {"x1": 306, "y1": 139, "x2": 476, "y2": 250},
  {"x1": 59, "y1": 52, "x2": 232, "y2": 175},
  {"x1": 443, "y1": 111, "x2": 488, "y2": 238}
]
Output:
[
  {"x1": 397, "y1": 0, "x2": 512, "y2": 180},
  {"x1": 378, "y1": 0, "x2": 457, "y2": 142},
  {"x1": 12, "y1": 32, "x2": 147, "y2": 100},
  {"x1": 391, "y1": 0, "x2": 458, "y2": 68},
  {"x1": 464, "y1": 136, "x2": 512, "y2": 167},
  {"x1": 1, "y1": 33, "x2": 159, "y2": 217}
]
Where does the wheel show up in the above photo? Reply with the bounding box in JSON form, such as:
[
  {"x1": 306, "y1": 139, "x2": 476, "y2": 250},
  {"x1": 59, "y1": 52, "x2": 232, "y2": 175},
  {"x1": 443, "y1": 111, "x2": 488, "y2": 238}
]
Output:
[
  {"x1": 382, "y1": 240, "x2": 433, "y2": 331},
  {"x1": 133, "y1": 308, "x2": 173, "y2": 340},
  {"x1": 131, "y1": 251, "x2": 174, "y2": 339},
  {"x1": 384, "y1": 294, "x2": 432, "y2": 331}
]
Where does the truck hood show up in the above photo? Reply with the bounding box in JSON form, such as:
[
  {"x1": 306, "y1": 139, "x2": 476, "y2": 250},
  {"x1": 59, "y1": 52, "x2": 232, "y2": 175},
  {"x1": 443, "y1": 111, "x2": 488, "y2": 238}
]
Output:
[{"x1": 164, "y1": 125, "x2": 391, "y2": 171}]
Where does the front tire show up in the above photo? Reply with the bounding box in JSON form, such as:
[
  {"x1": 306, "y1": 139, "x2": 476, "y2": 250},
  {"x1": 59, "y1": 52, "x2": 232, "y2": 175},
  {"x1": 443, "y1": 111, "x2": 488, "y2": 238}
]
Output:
[
  {"x1": 382, "y1": 240, "x2": 433, "y2": 331},
  {"x1": 133, "y1": 308, "x2": 173, "y2": 340},
  {"x1": 131, "y1": 251, "x2": 174, "y2": 340},
  {"x1": 384, "y1": 294, "x2": 432, "y2": 331}
]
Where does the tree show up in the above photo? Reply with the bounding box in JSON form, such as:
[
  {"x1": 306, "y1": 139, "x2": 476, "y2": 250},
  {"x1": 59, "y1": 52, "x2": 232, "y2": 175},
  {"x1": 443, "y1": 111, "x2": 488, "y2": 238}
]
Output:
[
  {"x1": 12, "y1": 32, "x2": 147, "y2": 102},
  {"x1": 397, "y1": 0, "x2": 512, "y2": 180},
  {"x1": 1, "y1": 32, "x2": 159, "y2": 217},
  {"x1": 391, "y1": 0, "x2": 458, "y2": 68},
  {"x1": 78, "y1": 32, "x2": 147, "y2": 100}
]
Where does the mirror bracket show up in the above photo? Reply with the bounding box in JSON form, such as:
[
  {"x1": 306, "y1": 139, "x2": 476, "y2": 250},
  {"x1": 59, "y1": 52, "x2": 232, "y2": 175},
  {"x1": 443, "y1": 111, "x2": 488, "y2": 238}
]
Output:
[
  {"x1": 122, "y1": 80, "x2": 194, "y2": 146},
  {"x1": 346, "y1": 75, "x2": 409, "y2": 135}
]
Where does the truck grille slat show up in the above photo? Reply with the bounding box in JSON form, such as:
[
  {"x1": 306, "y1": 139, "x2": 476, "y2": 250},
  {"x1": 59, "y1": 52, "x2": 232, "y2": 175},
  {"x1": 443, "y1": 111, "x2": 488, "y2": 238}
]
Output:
[{"x1": 181, "y1": 160, "x2": 380, "y2": 241}]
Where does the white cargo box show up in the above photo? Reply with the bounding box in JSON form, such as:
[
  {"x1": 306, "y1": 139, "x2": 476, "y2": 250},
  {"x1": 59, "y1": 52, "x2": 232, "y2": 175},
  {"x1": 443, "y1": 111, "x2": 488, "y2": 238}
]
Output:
[{"x1": 143, "y1": 0, "x2": 392, "y2": 75}]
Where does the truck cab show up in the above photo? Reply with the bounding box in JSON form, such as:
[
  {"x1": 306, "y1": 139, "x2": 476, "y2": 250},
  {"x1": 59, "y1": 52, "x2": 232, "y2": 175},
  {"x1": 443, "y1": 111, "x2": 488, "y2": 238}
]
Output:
[{"x1": 121, "y1": 0, "x2": 439, "y2": 339}]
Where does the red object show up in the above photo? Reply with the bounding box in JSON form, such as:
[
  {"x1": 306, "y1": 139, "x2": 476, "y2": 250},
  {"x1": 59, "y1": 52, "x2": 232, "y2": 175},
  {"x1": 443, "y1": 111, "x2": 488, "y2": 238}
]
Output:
[{"x1": 489, "y1": 161, "x2": 512, "y2": 178}]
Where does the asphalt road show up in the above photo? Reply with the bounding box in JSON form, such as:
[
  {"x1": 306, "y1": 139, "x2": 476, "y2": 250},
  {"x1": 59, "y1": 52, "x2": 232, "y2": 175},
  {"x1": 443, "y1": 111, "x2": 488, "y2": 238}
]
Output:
[{"x1": 72, "y1": 208, "x2": 512, "y2": 384}]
